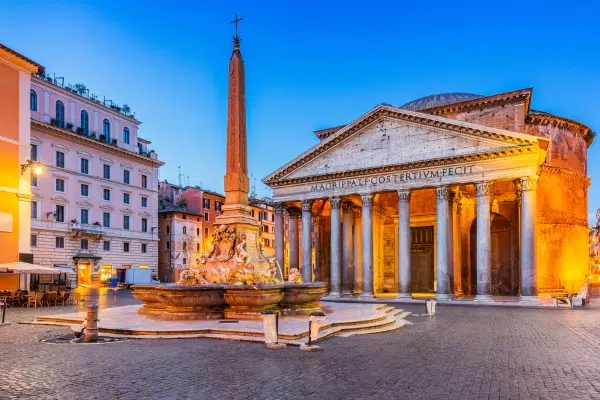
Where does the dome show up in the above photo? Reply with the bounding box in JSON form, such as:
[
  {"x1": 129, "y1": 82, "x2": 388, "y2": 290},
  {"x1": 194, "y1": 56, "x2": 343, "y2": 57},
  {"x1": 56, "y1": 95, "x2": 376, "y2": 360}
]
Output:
[{"x1": 400, "y1": 92, "x2": 483, "y2": 112}]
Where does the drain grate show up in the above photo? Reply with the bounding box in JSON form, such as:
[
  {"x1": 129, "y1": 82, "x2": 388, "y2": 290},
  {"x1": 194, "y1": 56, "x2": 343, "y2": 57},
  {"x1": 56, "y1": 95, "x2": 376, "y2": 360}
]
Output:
[
  {"x1": 41, "y1": 334, "x2": 127, "y2": 344},
  {"x1": 218, "y1": 320, "x2": 239, "y2": 324}
]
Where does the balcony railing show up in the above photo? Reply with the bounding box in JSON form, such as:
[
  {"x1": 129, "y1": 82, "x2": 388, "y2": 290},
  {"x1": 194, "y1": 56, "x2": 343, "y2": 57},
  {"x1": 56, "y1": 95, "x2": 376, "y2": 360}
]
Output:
[{"x1": 69, "y1": 222, "x2": 104, "y2": 237}]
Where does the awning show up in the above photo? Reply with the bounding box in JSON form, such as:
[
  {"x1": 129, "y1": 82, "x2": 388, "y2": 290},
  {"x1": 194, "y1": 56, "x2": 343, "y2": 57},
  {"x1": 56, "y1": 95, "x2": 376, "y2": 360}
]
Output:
[
  {"x1": 0, "y1": 262, "x2": 61, "y2": 274},
  {"x1": 54, "y1": 265, "x2": 75, "y2": 274}
]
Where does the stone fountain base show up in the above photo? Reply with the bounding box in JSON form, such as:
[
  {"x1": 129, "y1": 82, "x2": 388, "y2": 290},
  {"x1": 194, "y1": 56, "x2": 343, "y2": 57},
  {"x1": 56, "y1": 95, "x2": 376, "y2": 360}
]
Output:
[{"x1": 131, "y1": 282, "x2": 326, "y2": 321}]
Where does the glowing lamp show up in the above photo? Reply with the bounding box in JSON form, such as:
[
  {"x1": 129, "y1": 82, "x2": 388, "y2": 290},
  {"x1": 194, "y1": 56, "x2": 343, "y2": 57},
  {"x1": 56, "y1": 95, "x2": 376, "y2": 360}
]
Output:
[{"x1": 33, "y1": 165, "x2": 43, "y2": 176}]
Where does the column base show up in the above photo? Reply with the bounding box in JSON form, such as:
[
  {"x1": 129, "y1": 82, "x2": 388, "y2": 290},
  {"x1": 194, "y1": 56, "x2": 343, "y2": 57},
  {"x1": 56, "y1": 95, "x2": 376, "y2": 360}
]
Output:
[
  {"x1": 435, "y1": 293, "x2": 453, "y2": 301},
  {"x1": 342, "y1": 290, "x2": 353, "y2": 297},
  {"x1": 474, "y1": 294, "x2": 494, "y2": 302},
  {"x1": 396, "y1": 293, "x2": 412, "y2": 299},
  {"x1": 519, "y1": 295, "x2": 541, "y2": 305},
  {"x1": 328, "y1": 291, "x2": 342, "y2": 298},
  {"x1": 358, "y1": 293, "x2": 375, "y2": 300}
]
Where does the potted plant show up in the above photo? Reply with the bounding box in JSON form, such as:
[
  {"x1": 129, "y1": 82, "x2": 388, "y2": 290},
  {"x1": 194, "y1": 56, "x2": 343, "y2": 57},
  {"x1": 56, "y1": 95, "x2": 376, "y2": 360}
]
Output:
[
  {"x1": 76, "y1": 127, "x2": 84, "y2": 134},
  {"x1": 93, "y1": 221, "x2": 101, "y2": 226},
  {"x1": 112, "y1": 138, "x2": 118, "y2": 146},
  {"x1": 45, "y1": 76, "x2": 53, "y2": 83},
  {"x1": 50, "y1": 118, "x2": 58, "y2": 127},
  {"x1": 90, "y1": 131, "x2": 97, "y2": 139},
  {"x1": 122, "y1": 104, "x2": 131, "y2": 115},
  {"x1": 66, "y1": 122, "x2": 74, "y2": 130},
  {"x1": 99, "y1": 134, "x2": 106, "y2": 142},
  {"x1": 71, "y1": 219, "x2": 77, "y2": 223}
]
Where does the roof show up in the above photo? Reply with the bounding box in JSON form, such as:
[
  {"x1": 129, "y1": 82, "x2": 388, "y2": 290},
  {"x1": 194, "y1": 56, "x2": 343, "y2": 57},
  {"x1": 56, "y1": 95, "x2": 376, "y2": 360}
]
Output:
[
  {"x1": 400, "y1": 93, "x2": 483, "y2": 112},
  {"x1": 0, "y1": 43, "x2": 45, "y2": 74}
]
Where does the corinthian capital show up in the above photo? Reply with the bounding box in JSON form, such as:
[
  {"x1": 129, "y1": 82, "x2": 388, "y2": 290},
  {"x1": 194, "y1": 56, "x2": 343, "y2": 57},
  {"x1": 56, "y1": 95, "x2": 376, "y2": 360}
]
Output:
[
  {"x1": 287, "y1": 207, "x2": 301, "y2": 218},
  {"x1": 361, "y1": 194, "x2": 374, "y2": 208},
  {"x1": 330, "y1": 197, "x2": 341, "y2": 209},
  {"x1": 475, "y1": 181, "x2": 492, "y2": 197},
  {"x1": 435, "y1": 186, "x2": 450, "y2": 201},
  {"x1": 273, "y1": 202, "x2": 285, "y2": 214},
  {"x1": 301, "y1": 199, "x2": 314, "y2": 212},
  {"x1": 341, "y1": 201, "x2": 354, "y2": 213},
  {"x1": 518, "y1": 176, "x2": 538, "y2": 192},
  {"x1": 397, "y1": 189, "x2": 411, "y2": 203}
]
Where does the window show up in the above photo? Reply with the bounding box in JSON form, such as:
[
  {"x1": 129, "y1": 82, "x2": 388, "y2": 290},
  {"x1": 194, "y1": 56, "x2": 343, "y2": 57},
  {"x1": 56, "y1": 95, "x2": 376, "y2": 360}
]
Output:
[
  {"x1": 271, "y1": 213, "x2": 275, "y2": 222},
  {"x1": 81, "y1": 238, "x2": 89, "y2": 250},
  {"x1": 123, "y1": 127, "x2": 130, "y2": 144},
  {"x1": 55, "y1": 237, "x2": 64, "y2": 248},
  {"x1": 103, "y1": 189, "x2": 111, "y2": 201},
  {"x1": 141, "y1": 218, "x2": 148, "y2": 232},
  {"x1": 196, "y1": 243, "x2": 200, "y2": 251},
  {"x1": 80, "y1": 184, "x2": 89, "y2": 197},
  {"x1": 123, "y1": 215, "x2": 130, "y2": 230},
  {"x1": 183, "y1": 258, "x2": 187, "y2": 265},
  {"x1": 55, "y1": 100, "x2": 65, "y2": 127},
  {"x1": 203, "y1": 198, "x2": 210, "y2": 209},
  {"x1": 31, "y1": 201, "x2": 38, "y2": 219},
  {"x1": 80, "y1": 110, "x2": 89, "y2": 135},
  {"x1": 141, "y1": 243, "x2": 147, "y2": 253},
  {"x1": 31, "y1": 175, "x2": 38, "y2": 187},
  {"x1": 141, "y1": 175, "x2": 148, "y2": 189},
  {"x1": 183, "y1": 242, "x2": 187, "y2": 251},
  {"x1": 103, "y1": 212, "x2": 111, "y2": 228},
  {"x1": 265, "y1": 238, "x2": 270, "y2": 247},
  {"x1": 204, "y1": 212, "x2": 209, "y2": 221},
  {"x1": 204, "y1": 228, "x2": 208, "y2": 238},
  {"x1": 251, "y1": 210, "x2": 255, "y2": 217},
  {"x1": 80, "y1": 209, "x2": 89, "y2": 225},
  {"x1": 80, "y1": 158, "x2": 89, "y2": 174},
  {"x1": 31, "y1": 234, "x2": 37, "y2": 247},
  {"x1": 103, "y1": 240, "x2": 110, "y2": 251},
  {"x1": 196, "y1": 228, "x2": 200, "y2": 236},
  {"x1": 56, "y1": 151, "x2": 65, "y2": 168},
  {"x1": 103, "y1": 119, "x2": 111, "y2": 142},
  {"x1": 55, "y1": 205, "x2": 65, "y2": 222},
  {"x1": 262, "y1": 225, "x2": 268, "y2": 233},
  {"x1": 141, "y1": 197, "x2": 147, "y2": 208},
  {"x1": 30, "y1": 144, "x2": 38, "y2": 161},
  {"x1": 123, "y1": 242, "x2": 130, "y2": 252},
  {"x1": 183, "y1": 226, "x2": 187, "y2": 234},
  {"x1": 166, "y1": 225, "x2": 170, "y2": 234},
  {"x1": 30, "y1": 90, "x2": 37, "y2": 111},
  {"x1": 215, "y1": 201, "x2": 222, "y2": 212},
  {"x1": 263, "y1": 211, "x2": 269, "y2": 220},
  {"x1": 182, "y1": 215, "x2": 186, "y2": 220},
  {"x1": 55, "y1": 178, "x2": 65, "y2": 192},
  {"x1": 123, "y1": 170, "x2": 130, "y2": 184},
  {"x1": 166, "y1": 241, "x2": 170, "y2": 250},
  {"x1": 103, "y1": 164, "x2": 111, "y2": 179},
  {"x1": 123, "y1": 193, "x2": 130, "y2": 204}
]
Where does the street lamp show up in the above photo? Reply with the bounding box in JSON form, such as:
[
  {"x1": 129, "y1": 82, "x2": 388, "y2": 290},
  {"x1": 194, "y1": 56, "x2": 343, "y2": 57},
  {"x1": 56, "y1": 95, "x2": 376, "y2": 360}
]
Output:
[{"x1": 20, "y1": 160, "x2": 43, "y2": 176}]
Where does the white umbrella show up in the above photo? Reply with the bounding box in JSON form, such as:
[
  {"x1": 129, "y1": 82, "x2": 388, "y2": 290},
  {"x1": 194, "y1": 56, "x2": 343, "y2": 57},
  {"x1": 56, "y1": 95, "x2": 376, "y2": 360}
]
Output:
[{"x1": 0, "y1": 262, "x2": 61, "y2": 274}]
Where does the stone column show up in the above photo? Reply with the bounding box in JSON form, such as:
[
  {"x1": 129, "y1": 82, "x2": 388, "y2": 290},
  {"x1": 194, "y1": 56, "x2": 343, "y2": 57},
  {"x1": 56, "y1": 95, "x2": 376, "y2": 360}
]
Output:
[
  {"x1": 288, "y1": 208, "x2": 300, "y2": 272},
  {"x1": 519, "y1": 176, "x2": 539, "y2": 301},
  {"x1": 360, "y1": 194, "x2": 375, "y2": 298},
  {"x1": 454, "y1": 195, "x2": 464, "y2": 295},
  {"x1": 301, "y1": 200, "x2": 314, "y2": 283},
  {"x1": 313, "y1": 216, "x2": 322, "y2": 281},
  {"x1": 329, "y1": 197, "x2": 342, "y2": 296},
  {"x1": 397, "y1": 189, "x2": 412, "y2": 298},
  {"x1": 353, "y1": 208, "x2": 362, "y2": 294},
  {"x1": 342, "y1": 202, "x2": 354, "y2": 295},
  {"x1": 435, "y1": 186, "x2": 451, "y2": 300},
  {"x1": 475, "y1": 181, "x2": 493, "y2": 301},
  {"x1": 274, "y1": 203, "x2": 285, "y2": 280}
]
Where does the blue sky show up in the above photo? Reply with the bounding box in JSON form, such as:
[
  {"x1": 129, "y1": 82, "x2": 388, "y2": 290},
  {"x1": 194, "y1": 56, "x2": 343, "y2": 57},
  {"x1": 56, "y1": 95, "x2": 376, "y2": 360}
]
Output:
[{"x1": 2, "y1": 1, "x2": 599, "y2": 222}]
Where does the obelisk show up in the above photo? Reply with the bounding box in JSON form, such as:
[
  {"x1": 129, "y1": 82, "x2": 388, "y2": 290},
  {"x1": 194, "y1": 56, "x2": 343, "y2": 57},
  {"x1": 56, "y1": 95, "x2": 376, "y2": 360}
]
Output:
[{"x1": 213, "y1": 17, "x2": 268, "y2": 265}]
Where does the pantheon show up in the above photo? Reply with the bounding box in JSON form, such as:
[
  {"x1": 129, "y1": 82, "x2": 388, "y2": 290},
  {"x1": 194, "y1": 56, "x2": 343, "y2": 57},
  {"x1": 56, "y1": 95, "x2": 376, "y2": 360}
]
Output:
[{"x1": 263, "y1": 89, "x2": 592, "y2": 302}]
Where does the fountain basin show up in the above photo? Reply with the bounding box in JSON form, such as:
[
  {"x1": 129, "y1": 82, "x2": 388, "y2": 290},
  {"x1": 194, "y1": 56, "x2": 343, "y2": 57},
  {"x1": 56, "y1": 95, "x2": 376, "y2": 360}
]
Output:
[
  {"x1": 281, "y1": 282, "x2": 327, "y2": 315},
  {"x1": 132, "y1": 285, "x2": 225, "y2": 320},
  {"x1": 131, "y1": 283, "x2": 327, "y2": 321},
  {"x1": 223, "y1": 285, "x2": 283, "y2": 320}
]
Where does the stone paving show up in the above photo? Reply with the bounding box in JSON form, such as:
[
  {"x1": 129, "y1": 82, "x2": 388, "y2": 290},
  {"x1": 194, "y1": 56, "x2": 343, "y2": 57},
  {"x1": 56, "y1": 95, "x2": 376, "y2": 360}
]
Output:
[{"x1": 1, "y1": 290, "x2": 600, "y2": 400}]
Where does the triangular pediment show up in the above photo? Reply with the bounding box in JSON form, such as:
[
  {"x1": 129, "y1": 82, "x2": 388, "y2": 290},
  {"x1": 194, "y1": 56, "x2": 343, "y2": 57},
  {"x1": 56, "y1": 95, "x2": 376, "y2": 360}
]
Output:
[{"x1": 264, "y1": 105, "x2": 547, "y2": 185}]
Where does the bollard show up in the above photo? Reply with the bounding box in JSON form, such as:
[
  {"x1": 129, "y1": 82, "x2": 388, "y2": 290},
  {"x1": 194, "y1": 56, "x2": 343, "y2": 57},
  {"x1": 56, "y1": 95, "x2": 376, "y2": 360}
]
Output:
[
  {"x1": 84, "y1": 304, "x2": 99, "y2": 343},
  {"x1": 300, "y1": 311, "x2": 326, "y2": 352},
  {"x1": 0, "y1": 302, "x2": 9, "y2": 326},
  {"x1": 426, "y1": 299, "x2": 437, "y2": 316},
  {"x1": 261, "y1": 310, "x2": 286, "y2": 349}
]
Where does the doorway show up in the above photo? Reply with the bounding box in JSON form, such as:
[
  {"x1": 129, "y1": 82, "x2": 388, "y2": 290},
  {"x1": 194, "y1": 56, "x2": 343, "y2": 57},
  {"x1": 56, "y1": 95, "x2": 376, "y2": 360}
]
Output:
[
  {"x1": 411, "y1": 226, "x2": 434, "y2": 292},
  {"x1": 77, "y1": 263, "x2": 91, "y2": 287}
]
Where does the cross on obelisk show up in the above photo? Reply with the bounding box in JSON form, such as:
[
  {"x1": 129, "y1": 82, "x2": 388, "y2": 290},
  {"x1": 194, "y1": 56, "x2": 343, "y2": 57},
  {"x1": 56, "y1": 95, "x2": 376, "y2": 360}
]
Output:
[{"x1": 230, "y1": 13, "x2": 243, "y2": 37}]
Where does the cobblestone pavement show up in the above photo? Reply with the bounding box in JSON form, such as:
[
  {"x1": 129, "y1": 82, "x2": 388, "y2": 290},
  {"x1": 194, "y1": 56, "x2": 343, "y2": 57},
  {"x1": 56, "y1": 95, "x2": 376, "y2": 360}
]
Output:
[{"x1": 1, "y1": 291, "x2": 600, "y2": 400}]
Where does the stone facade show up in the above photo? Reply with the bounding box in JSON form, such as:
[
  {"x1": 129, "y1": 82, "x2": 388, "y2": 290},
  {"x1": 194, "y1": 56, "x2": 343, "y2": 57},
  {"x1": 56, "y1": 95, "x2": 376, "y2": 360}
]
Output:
[{"x1": 264, "y1": 88, "x2": 593, "y2": 299}]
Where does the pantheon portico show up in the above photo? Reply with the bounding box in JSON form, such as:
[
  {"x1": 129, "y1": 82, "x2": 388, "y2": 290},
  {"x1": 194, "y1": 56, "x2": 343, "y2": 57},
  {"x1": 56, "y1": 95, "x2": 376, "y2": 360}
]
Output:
[{"x1": 264, "y1": 89, "x2": 592, "y2": 302}]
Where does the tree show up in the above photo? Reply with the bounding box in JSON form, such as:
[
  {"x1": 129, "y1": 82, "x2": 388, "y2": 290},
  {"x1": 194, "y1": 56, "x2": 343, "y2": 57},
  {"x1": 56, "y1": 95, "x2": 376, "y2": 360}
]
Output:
[
  {"x1": 74, "y1": 83, "x2": 87, "y2": 96},
  {"x1": 122, "y1": 104, "x2": 131, "y2": 114}
]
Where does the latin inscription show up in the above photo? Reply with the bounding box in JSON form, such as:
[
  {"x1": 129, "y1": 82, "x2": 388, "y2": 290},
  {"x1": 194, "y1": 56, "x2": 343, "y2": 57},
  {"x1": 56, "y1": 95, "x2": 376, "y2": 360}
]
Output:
[{"x1": 310, "y1": 165, "x2": 475, "y2": 192}]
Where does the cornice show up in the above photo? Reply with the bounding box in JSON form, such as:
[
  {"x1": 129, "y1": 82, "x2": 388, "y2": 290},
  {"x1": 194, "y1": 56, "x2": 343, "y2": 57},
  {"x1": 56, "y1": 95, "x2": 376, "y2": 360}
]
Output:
[
  {"x1": 31, "y1": 120, "x2": 164, "y2": 167},
  {"x1": 422, "y1": 88, "x2": 532, "y2": 117},
  {"x1": 264, "y1": 106, "x2": 541, "y2": 186},
  {"x1": 0, "y1": 43, "x2": 44, "y2": 74},
  {"x1": 526, "y1": 112, "x2": 593, "y2": 146},
  {"x1": 269, "y1": 145, "x2": 539, "y2": 188},
  {"x1": 540, "y1": 165, "x2": 591, "y2": 187}
]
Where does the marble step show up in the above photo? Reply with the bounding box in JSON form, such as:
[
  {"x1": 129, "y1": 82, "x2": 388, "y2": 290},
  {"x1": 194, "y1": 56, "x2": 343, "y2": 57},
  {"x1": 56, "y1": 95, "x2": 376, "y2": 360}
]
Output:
[{"x1": 337, "y1": 320, "x2": 406, "y2": 337}]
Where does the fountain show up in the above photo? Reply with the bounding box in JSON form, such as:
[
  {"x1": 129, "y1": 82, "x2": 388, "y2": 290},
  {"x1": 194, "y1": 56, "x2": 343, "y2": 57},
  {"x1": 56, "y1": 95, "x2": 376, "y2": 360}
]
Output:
[{"x1": 132, "y1": 24, "x2": 326, "y2": 320}]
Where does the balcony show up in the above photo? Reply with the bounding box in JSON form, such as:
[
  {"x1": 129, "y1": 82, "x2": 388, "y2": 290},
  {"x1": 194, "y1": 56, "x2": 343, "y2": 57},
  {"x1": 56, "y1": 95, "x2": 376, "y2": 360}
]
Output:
[{"x1": 69, "y1": 222, "x2": 104, "y2": 238}]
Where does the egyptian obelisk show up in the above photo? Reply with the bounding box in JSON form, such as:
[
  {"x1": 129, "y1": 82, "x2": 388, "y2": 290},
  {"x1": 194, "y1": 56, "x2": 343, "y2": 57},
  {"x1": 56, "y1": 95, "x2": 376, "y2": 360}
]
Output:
[{"x1": 214, "y1": 16, "x2": 269, "y2": 266}]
